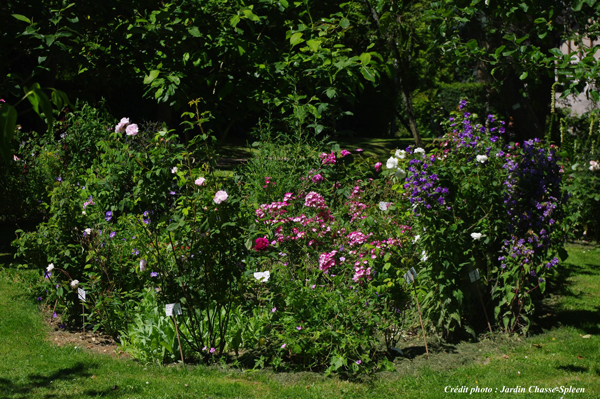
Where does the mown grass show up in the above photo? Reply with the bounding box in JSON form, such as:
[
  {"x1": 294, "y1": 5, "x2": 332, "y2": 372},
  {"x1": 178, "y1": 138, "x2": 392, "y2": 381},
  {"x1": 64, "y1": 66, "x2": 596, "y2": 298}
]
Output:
[{"x1": 1, "y1": 244, "x2": 599, "y2": 398}]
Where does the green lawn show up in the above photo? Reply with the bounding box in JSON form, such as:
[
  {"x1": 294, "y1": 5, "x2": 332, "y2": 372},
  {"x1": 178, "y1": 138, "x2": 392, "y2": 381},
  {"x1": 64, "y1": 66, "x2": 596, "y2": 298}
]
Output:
[{"x1": 0, "y1": 244, "x2": 598, "y2": 398}]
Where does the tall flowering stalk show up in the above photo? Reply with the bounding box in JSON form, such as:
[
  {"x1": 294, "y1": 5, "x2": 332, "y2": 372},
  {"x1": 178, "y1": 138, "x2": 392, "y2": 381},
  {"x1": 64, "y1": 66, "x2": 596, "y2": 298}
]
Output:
[{"x1": 399, "y1": 104, "x2": 567, "y2": 337}]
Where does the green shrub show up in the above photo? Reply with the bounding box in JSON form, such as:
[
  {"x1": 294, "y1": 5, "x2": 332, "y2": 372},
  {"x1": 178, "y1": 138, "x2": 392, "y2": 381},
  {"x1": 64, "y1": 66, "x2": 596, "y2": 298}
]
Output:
[{"x1": 399, "y1": 105, "x2": 567, "y2": 338}]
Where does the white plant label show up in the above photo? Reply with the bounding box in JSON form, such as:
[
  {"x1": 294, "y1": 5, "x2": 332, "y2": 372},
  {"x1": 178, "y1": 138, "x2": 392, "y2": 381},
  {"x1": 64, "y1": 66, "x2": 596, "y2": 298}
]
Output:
[
  {"x1": 404, "y1": 267, "x2": 418, "y2": 284},
  {"x1": 165, "y1": 303, "x2": 182, "y2": 317},
  {"x1": 469, "y1": 269, "x2": 480, "y2": 282},
  {"x1": 78, "y1": 288, "x2": 86, "y2": 302}
]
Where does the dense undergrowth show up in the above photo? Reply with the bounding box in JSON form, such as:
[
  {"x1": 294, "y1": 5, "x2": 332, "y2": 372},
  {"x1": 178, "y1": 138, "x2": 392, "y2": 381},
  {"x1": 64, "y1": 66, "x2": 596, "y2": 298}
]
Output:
[{"x1": 1, "y1": 101, "x2": 599, "y2": 377}]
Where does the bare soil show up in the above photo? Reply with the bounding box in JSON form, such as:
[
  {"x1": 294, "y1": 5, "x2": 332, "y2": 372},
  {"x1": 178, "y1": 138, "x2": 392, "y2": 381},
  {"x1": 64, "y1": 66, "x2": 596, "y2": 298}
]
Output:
[{"x1": 43, "y1": 310, "x2": 128, "y2": 358}]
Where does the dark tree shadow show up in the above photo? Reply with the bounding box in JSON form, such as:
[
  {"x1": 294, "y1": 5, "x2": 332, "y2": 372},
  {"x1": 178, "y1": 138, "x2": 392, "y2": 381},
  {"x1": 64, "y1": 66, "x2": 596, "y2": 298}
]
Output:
[
  {"x1": 0, "y1": 362, "x2": 117, "y2": 399},
  {"x1": 557, "y1": 365, "x2": 589, "y2": 373}
]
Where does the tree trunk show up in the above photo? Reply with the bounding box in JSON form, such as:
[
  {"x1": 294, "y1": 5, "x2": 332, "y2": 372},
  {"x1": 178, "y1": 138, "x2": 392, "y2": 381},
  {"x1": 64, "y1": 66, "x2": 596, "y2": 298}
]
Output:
[
  {"x1": 397, "y1": 68, "x2": 423, "y2": 147},
  {"x1": 363, "y1": 0, "x2": 424, "y2": 147}
]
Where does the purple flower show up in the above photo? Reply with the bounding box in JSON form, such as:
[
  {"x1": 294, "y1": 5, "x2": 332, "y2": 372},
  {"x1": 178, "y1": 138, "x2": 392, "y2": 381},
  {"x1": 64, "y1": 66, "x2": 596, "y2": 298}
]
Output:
[
  {"x1": 271, "y1": 307, "x2": 277, "y2": 313},
  {"x1": 355, "y1": 360, "x2": 361, "y2": 365},
  {"x1": 110, "y1": 231, "x2": 116, "y2": 238},
  {"x1": 169, "y1": 191, "x2": 176, "y2": 195},
  {"x1": 132, "y1": 248, "x2": 139, "y2": 256},
  {"x1": 210, "y1": 347, "x2": 215, "y2": 354},
  {"x1": 296, "y1": 326, "x2": 302, "y2": 331},
  {"x1": 53, "y1": 312, "x2": 57, "y2": 318},
  {"x1": 311, "y1": 173, "x2": 323, "y2": 183},
  {"x1": 44, "y1": 271, "x2": 52, "y2": 279},
  {"x1": 56, "y1": 177, "x2": 62, "y2": 182},
  {"x1": 37, "y1": 297, "x2": 43, "y2": 301},
  {"x1": 150, "y1": 272, "x2": 158, "y2": 277},
  {"x1": 281, "y1": 343, "x2": 287, "y2": 349},
  {"x1": 105, "y1": 211, "x2": 113, "y2": 222}
]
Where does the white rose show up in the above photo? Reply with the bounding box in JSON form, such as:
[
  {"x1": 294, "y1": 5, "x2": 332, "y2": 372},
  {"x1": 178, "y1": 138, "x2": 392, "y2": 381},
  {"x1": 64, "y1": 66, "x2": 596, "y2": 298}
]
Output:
[
  {"x1": 253, "y1": 271, "x2": 270, "y2": 282},
  {"x1": 378, "y1": 202, "x2": 392, "y2": 211},
  {"x1": 395, "y1": 168, "x2": 406, "y2": 179},
  {"x1": 84, "y1": 228, "x2": 92, "y2": 235},
  {"x1": 414, "y1": 147, "x2": 425, "y2": 154},
  {"x1": 471, "y1": 232, "x2": 483, "y2": 240},
  {"x1": 395, "y1": 150, "x2": 406, "y2": 159},
  {"x1": 70, "y1": 280, "x2": 79, "y2": 289},
  {"x1": 476, "y1": 155, "x2": 488, "y2": 163},
  {"x1": 171, "y1": 166, "x2": 178, "y2": 174},
  {"x1": 386, "y1": 157, "x2": 399, "y2": 169},
  {"x1": 47, "y1": 263, "x2": 55, "y2": 272}
]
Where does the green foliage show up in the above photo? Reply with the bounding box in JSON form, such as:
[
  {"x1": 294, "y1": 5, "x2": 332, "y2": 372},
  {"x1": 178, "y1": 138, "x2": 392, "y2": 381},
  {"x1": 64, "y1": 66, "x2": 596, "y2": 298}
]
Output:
[
  {"x1": 120, "y1": 288, "x2": 186, "y2": 364},
  {"x1": 399, "y1": 107, "x2": 567, "y2": 338},
  {"x1": 3, "y1": 0, "x2": 380, "y2": 138},
  {"x1": 427, "y1": 0, "x2": 600, "y2": 142},
  {"x1": 561, "y1": 112, "x2": 600, "y2": 240},
  {"x1": 240, "y1": 146, "x2": 412, "y2": 374},
  {"x1": 239, "y1": 117, "x2": 326, "y2": 206}
]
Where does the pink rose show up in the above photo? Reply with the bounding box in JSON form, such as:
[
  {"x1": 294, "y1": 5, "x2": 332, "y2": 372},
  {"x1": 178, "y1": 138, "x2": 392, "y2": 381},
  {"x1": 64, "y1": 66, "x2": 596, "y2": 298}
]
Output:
[
  {"x1": 195, "y1": 177, "x2": 206, "y2": 186},
  {"x1": 213, "y1": 190, "x2": 228, "y2": 204},
  {"x1": 115, "y1": 117, "x2": 130, "y2": 133},
  {"x1": 126, "y1": 124, "x2": 139, "y2": 136},
  {"x1": 254, "y1": 237, "x2": 269, "y2": 251}
]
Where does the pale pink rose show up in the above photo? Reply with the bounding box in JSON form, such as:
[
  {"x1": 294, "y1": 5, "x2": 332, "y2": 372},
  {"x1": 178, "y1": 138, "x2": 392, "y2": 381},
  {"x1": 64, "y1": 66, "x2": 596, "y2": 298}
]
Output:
[
  {"x1": 195, "y1": 177, "x2": 206, "y2": 186},
  {"x1": 115, "y1": 117, "x2": 130, "y2": 133},
  {"x1": 126, "y1": 124, "x2": 138, "y2": 136},
  {"x1": 213, "y1": 190, "x2": 228, "y2": 204}
]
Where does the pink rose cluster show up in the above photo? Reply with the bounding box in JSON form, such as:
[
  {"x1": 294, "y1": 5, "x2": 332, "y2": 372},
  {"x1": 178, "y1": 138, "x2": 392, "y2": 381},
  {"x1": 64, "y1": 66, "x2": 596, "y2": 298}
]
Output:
[
  {"x1": 352, "y1": 264, "x2": 372, "y2": 283},
  {"x1": 115, "y1": 117, "x2": 139, "y2": 136},
  {"x1": 319, "y1": 152, "x2": 336, "y2": 165},
  {"x1": 255, "y1": 200, "x2": 289, "y2": 219},
  {"x1": 374, "y1": 162, "x2": 382, "y2": 172},
  {"x1": 318, "y1": 250, "x2": 337, "y2": 273},
  {"x1": 304, "y1": 191, "x2": 326, "y2": 209},
  {"x1": 340, "y1": 149, "x2": 351, "y2": 157},
  {"x1": 346, "y1": 231, "x2": 370, "y2": 247}
]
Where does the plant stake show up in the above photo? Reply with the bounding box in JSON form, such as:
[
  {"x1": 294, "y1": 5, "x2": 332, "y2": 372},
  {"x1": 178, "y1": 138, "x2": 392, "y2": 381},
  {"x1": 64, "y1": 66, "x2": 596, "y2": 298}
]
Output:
[
  {"x1": 78, "y1": 288, "x2": 86, "y2": 330},
  {"x1": 405, "y1": 267, "x2": 429, "y2": 357},
  {"x1": 469, "y1": 269, "x2": 493, "y2": 333},
  {"x1": 165, "y1": 303, "x2": 185, "y2": 366}
]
